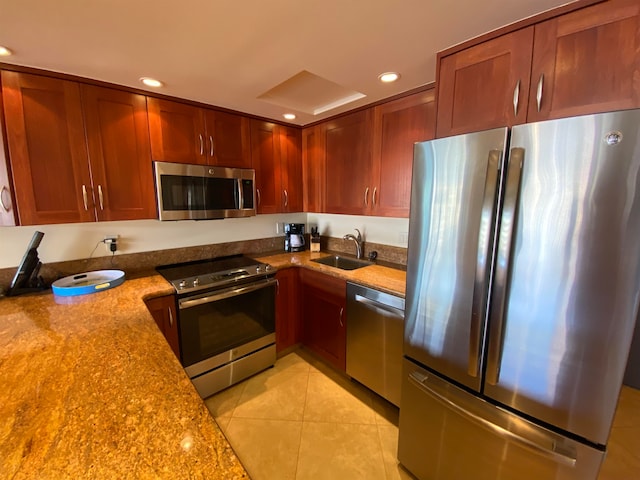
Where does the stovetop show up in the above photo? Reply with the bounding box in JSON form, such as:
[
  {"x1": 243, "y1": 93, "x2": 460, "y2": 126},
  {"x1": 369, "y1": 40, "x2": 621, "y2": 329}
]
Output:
[{"x1": 156, "y1": 255, "x2": 274, "y2": 295}]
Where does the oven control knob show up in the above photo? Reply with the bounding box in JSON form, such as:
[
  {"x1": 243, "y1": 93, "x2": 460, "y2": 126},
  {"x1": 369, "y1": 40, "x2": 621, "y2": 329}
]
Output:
[
  {"x1": 178, "y1": 280, "x2": 186, "y2": 289},
  {"x1": 265, "y1": 264, "x2": 272, "y2": 271},
  {"x1": 193, "y1": 278, "x2": 200, "y2": 287},
  {"x1": 256, "y1": 265, "x2": 263, "y2": 273}
]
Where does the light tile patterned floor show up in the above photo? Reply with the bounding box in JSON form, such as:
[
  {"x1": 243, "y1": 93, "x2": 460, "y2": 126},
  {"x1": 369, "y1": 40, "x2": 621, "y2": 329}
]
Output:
[
  {"x1": 205, "y1": 349, "x2": 640, "y2": 480},
  {"x1": 204, "y1": 350, "x2": 411, "y2": 480}
]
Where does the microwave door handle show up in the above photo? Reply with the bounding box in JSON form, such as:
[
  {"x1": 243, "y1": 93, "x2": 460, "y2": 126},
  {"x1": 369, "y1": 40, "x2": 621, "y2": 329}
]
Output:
[{"x1": 236, "y1": 178, "x2": 244, "y2": 209}]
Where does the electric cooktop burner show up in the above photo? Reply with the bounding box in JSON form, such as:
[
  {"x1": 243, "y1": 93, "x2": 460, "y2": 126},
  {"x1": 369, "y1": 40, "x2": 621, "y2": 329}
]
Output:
[{"x1": 156, "y1": 255, "x2": 274, "y2": 295}]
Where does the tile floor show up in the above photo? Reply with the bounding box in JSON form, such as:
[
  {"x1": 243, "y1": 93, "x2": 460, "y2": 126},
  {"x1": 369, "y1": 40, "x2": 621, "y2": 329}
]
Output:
[{"x1": 204, "y1": 349, "x2": 640, "y2": 480}]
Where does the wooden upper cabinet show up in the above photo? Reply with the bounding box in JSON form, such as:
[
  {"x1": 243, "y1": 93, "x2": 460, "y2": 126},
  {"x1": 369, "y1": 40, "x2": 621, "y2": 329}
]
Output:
[
  {"x1": 251, "y1": 120, "x2": 280, "y2": 214},
  {"x1": 148, "y1": 97, "x2": 251, "y2": 167},
  {"x1": 81, "y1": 85, "x2": 156, "y2": 221},
  {"x1": 528, "y1": 0, "x2": 640, "y2": 121},
  {"x1": 302, "y1": 124, "x2": 325, "y2": 213},
  {"x1": 279, "y1": 126, "x2": 303, "y2": 212},
  {"x1": 0, "y1": 84, "x2": 17, "y2": 226},
  {"x1": 204, "y1": 110, "x2": 251, "y2": 168},
  {"x1": 371, "y1": 89, "x2": 436, "y2": 217},
  {"x1": 436, "y1": 27, "x2": 534, "y2": 138},
  {"x1": 324, "y1": 109, "x2": 373, "y2": 215},
  {"x1": 148, "y1": 98, "x2": 206, "y2": 164},
  {"x1": 250, "y1": 120, "x2": 302, "y2": 214},
  {"x1": 1, "y1": 71, "x2": 95, "y2": 225}
]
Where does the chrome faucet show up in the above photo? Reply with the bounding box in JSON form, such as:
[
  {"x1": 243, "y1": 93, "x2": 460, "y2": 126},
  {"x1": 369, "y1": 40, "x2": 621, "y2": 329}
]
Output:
[{"x1": 343, "y1": 229, "x2": 364, "y2": 259}]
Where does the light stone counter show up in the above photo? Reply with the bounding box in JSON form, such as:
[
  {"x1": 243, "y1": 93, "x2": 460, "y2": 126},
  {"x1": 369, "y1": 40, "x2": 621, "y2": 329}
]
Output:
[
  {"x1": 0, "y1": 274, "x2": 247, "y2": 480},
  {"x1": 255, "y1": 251, "x2": 407, "y2": 297}
]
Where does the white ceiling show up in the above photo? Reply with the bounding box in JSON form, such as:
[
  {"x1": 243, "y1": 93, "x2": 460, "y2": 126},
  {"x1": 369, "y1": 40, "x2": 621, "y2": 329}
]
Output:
[{"x1": 0, "y1": 0, "x2": 574, "y2": 126}]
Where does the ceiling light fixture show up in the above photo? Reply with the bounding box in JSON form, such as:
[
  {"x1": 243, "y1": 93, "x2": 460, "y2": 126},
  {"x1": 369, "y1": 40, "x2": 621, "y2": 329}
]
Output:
[
  {"x1": 378, "y1": 72, "x2": 400, "y2": 83},
  {"x1": 140, "y1": 77, "x2": 163, "y2": 88},
  {"x1": 283, "y1": 113, "x2": 296, "y2": 120},
  {"x1": 0, "y1": 46, "x2": 13, "y2": 56}
]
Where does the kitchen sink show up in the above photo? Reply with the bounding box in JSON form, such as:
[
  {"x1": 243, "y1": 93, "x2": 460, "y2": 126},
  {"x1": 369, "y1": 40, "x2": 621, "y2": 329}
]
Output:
[{"x1": 311, "y1": 255, "x2": 374, "y2": 270}]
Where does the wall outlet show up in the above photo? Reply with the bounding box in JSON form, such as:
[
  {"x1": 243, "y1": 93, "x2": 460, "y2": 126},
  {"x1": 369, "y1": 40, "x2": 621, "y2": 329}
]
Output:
[{"x1": 104, "y1": 235, "x2": 118, "y2": 253}]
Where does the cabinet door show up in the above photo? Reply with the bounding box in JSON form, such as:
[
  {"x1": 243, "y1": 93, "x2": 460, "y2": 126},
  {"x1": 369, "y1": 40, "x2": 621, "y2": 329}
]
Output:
[
  {"x1": 1, "y1": 71, "x2": 94, "y2": 225},
  {"x1": 0, "y1": 88, "x2": 16, "y2": 225},
  {"x1": 436, "y1": 27, "x2": 534, "y2": 138},
  {"x1": 204, "y1": 110, "x2": 251, "y2": 168},
  {"x1": 145, "y1": 295, "x2": 180, "y2": 359},
  {"x1": 324, "y1": 110, "x2": 373, "y2": 215},
  {"x1": 372, "y1": 89, "x2": 436, "y2": 217},
  {"x1": 82, "y1": 85, "x2": 156, "y2": 221},
  {"x1": 275, "y1": 268, "x2": 301, "y2": 353},
  {"x1": 250, "y1": 119, "x2": 281, "y2": 214},
  {"x1": 528, "y1": 0, "x2": 640, "y2": 121},
  {"x1": 147, "y1": 98, "x2": 206, "y2": 164},
  {"x1": 279, "y1": 126, "x2": 303, "y2": 212},
  {"x1": 301, "y1": 269, "x2": 346, "y2": 371},
  {"x1": 302, "y1": 125, "x2": 325, "y2": 212}
]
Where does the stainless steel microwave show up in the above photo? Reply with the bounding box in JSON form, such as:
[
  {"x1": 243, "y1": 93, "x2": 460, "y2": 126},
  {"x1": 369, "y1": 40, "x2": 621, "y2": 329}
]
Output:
[{"x1": 154, "y1": 161, "x2": 256, "y2": 220}]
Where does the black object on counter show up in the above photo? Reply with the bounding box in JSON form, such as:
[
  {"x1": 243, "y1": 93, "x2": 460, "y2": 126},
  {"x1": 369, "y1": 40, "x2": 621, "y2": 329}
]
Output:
[{"x1": 7, "y1": 231, "x2": 48, "y2": 296}]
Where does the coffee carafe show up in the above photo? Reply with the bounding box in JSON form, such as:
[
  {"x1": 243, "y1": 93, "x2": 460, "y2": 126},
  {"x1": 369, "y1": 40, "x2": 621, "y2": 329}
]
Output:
[{"x1": 284, "y1": 223, "x2": 305, "y2": 252}]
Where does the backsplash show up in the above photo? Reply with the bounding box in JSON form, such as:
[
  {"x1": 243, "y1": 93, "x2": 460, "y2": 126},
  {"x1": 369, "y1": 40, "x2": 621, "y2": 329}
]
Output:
[{"x1": 0, "y1": 234, "x2": 407, "y2": 293}]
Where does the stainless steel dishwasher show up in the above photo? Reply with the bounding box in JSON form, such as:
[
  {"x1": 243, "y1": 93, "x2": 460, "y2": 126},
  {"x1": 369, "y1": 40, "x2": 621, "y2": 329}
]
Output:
[{"x1": 346, "y1": 282, "x2": 405, "y2": 406}]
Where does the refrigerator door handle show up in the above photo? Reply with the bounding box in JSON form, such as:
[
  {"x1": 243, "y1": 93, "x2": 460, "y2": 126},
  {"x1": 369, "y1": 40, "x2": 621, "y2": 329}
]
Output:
[
  {"x1": 486, "y1": 147, "x2": 525, "y2": 385},
  {"x1": 408, "y1": 371, "x2": 577, "y2": 467},
  {"x1": 468, "y1": 149, "x2": 502, "y2": 377}
]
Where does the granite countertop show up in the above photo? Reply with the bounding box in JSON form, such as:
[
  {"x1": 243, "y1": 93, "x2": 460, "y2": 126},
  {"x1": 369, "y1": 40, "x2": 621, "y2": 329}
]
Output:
[
  {"x1": 255, "y1": 250, "x2": 407, "y2": 297},
  {"x1": 0, "y1": 250, "x2": 404, "y2": 479},
  {"x1": 0, "y1": 274, "x2": 248, "y2": 480}
]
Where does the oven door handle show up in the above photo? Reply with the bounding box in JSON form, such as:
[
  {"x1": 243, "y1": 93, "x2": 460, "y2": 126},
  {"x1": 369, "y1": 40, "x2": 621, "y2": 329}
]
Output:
[{"x1": 178, "y1": 278, "x2": 277, "y2": 310}]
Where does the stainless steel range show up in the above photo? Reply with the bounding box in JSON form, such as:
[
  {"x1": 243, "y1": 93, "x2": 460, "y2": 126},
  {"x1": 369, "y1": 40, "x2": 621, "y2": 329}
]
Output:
[{"x1": 157, "y1": 255, "x2": 276, "y2": 398}]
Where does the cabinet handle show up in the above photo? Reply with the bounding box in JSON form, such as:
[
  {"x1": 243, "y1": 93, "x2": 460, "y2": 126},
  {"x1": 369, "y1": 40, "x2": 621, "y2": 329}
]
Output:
[
  {"x1": 257, "y1": 188, "x2": 261, "y2": 206},
  {"x1": 512, "y1": 79, "x2": 520, "y2": 117},
  {"x1": 199, "y1": 134, "x2": 204, "y2": 156},
  {"x1": 339, "y1": 307, "x2": 344, "y2": 327},
  {"x1": 283, "y1": 189, "x2": 288, "y2": 207},
  {"x1": 82, "y1": 185, "x2": 88, "y2": 210},
  {"x1": 364, "y1": 187, "x2": 369, "y2": 206},
  {"x1": 536, "y1": 74, "x2": 544, "y2": 112},
  {"x1": 97, "y1": 185, "x2": 104, "y2": 210},
  {"x1": 168, "y1": 307, "x2": 174, "y2": 328},
  {"x1": 372, "y1": 187, "x2": 377, "y2": 206},
  {"x1": 0, "y1": 186, "x2": 10, "y2": 212},
  {"x1": 209, "y1": 135, "x2": 214, "y2": 157}
]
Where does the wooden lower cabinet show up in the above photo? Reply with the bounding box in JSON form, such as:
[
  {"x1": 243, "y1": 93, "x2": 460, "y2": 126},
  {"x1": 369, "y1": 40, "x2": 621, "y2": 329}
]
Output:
[
  {"x1": 300, "y1": 268, "x2": 347, "y2": 371},
  {"x1": 145, "y1": 295, "x2": 180, "y2": 359},
  {"x1": 275, "y1": 268, "x2": 301, "y2": 354}
]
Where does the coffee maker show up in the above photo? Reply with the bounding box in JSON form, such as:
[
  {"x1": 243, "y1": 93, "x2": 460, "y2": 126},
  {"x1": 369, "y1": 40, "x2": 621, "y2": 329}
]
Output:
[{"x1": 284, "y1": 223, "x2": 305, "y2": 252}]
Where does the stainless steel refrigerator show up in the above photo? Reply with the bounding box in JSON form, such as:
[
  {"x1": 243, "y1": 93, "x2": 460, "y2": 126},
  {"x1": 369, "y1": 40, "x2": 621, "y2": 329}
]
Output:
[{"x1": 398, "y1": 109, "x2": 640, "y2": 480}]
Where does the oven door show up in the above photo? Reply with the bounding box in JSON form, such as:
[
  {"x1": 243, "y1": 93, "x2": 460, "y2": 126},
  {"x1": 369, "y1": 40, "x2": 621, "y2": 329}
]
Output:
[{"x1": 178, "y1": 277, "x2": 276, "y2": 377}]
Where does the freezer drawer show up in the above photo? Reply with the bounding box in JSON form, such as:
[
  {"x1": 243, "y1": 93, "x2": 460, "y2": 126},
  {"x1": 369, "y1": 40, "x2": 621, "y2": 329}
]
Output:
[
  {"x1": 398, "y1": 359, "x2": 604, "y2": 480},
  {"x1": 346, "y1": 282, "x2": 405, "y2": 406}
]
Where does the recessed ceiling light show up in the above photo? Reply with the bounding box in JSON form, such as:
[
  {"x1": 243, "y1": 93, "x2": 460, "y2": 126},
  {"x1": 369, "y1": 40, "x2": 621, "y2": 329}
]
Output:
[
  {"x1": 0, "y1": 46, "x2": 13, "y2": 56},
  {"x1": 283, "y1": 113, "x2": 296, "y2": 120},
  {"x1": 140, "y1": 77, "x2": 163, "y2": 88},
  {"x1": 378, "y1": 72, "x2": 400, "y2": 83}
]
